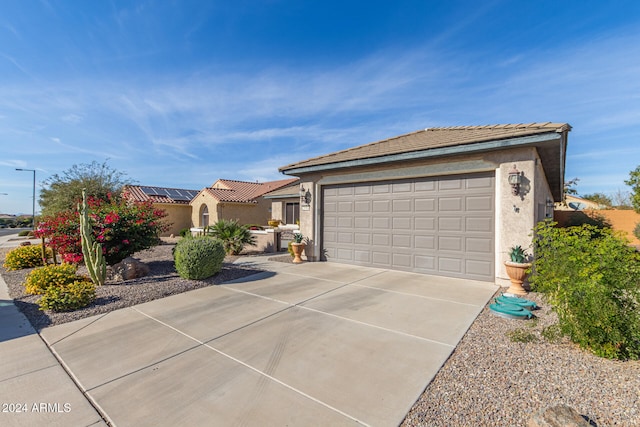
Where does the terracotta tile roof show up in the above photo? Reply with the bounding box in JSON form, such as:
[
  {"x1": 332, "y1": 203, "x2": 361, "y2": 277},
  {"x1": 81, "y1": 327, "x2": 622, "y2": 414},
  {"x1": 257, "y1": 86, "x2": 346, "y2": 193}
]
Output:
[
  {"x1": 279, "y1": 123, "x2": 571, "y2": 171},
  {"x1": 204, "y1": 178, "x2": 298, "y2": 203},
  {"x1": 123, "y1": 185, "x2": 199, "y2": 205}
]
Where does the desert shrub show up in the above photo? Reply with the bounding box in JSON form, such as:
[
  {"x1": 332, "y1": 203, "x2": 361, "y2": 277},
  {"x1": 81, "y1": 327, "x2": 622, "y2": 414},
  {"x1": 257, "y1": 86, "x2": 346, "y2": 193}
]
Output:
[
  {"x1": 562, "y1": 211, "x2": 612, "y2": 229},
  {"x1": 18, "y1": 230, "x2": 30, "y2": 237},
  {"x1": 24, "y1": 263, "x2": 79, "y2": 295},
  {"x1": 38, "y1": 278, "x2": 96, "y2": 312},
  {"x1": 173, "y1": 236, "x2": 226, "y2": 280},
  {"x1": 634, "y1": 222, "x2": 640, "y2": 241},
  {"x1": 3, "y1": 244, "x2": 47, "y2": 270},
  {"x1": 287, "y1": 241, "x2": 294, "y2": 257},
  {"x1": 179, "y1": 228, "x2": 191, "y2": 238},
  {"x1": 206, "y1": 219, "x2": 255, "y2": 255},
  {"x1": 35, "y1": 193, "x2": 168, "y2": 265},
  {"x1": 530, "y1": 220, "x2": 640, "y2": 359}
]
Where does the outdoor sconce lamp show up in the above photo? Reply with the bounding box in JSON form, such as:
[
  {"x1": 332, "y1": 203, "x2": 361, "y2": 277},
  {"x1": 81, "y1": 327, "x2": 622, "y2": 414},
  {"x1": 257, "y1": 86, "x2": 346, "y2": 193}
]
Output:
[
  {"x1": 545, "y1": 198, "x2": 555, "y2": 218},
  {"x1": 508, "y1": 164, "x2": 523, "y2": 196},
  {"x1": 300, "y1": 186, "x2": 312, "y2": 205}
]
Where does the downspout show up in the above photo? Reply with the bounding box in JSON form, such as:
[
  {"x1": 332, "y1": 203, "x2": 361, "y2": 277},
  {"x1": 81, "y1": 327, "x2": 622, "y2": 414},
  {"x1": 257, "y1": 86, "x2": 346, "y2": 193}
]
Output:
[{"x1": 314, "y1": 182, "x2": 321, "y2": 261}]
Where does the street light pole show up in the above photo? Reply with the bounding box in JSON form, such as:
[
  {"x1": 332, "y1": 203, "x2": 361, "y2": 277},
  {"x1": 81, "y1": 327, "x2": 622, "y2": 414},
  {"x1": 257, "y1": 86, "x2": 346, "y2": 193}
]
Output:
[{"x1": 15, "y1": 168, "x2": 36, "y2": 230}]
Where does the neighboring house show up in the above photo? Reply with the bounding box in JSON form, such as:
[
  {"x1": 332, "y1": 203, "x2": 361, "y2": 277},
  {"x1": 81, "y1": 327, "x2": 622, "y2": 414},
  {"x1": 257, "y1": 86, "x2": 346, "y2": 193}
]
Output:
[
  {"x1": 190, "y1": 178, "x2": 299, "y2": 229},
  {"x1": 123, "y1": 185, "x2": 199, "y2": 237},
  {"x1": 263, "y1": 180, "x2": 302, "y2": 225},
  {"x1": 279, "y1": 123, "x2": 571, "y2": 285}
]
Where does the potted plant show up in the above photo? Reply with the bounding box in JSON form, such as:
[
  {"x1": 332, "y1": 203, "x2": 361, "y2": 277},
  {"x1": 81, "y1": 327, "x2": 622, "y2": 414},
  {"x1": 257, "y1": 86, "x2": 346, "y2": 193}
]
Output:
[
  {"x1": 504, "y1": 245, "x2": 532, "y2": 296},
  {"x1": 268, "y1": 219, "x2": 281, "y2": 228},
  {"x1": 291, "y1": 233, "x2": 306, "y2": 263}
]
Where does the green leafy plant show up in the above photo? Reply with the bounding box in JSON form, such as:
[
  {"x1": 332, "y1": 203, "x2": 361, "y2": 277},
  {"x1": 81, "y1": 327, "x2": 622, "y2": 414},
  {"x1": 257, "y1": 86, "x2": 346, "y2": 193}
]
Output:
[
  {"x1": 530, "y1": 220, "x2": 640, "y2": 360},
  {"x1": 287, "y1": 241, "x2": 294, "y2": 257},
  {"x1": 293, "y1": 233, "x2": 305, "y2": 244},
  {"x1": 179, "y1": 228, "x2": 191, "y2": 238},
  {"x1": 508, "y1": 245, "x2": 528, "y2": 263},
  {"x1": 206, "y1": 219, "x2": 256, "y2": 255},
  {"x1": 38, "y1": 278, "x2": 96, "y2": 312},
  {"x1": 173, "y1": 236, "x2": 226, "y2": 279},
  {"x1": 3, "y1": 245, "x2": 48, "y2": 270},
  {"x1": 634, "y1": 222, "x2": 640, "y2": 241},
  {"x1": 18, "y1": 230, "x2": 30, "y2": 237},
  {"x1": 24, "y1": 263, "x2": 79, "y2": 295}
]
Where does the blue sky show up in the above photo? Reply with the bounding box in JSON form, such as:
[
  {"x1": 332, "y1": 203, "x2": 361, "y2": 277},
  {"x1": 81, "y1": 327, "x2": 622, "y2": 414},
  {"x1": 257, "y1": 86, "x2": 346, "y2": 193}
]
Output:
[{"x1": 1, "y1": 0, "x2": 640, "y2": 214}]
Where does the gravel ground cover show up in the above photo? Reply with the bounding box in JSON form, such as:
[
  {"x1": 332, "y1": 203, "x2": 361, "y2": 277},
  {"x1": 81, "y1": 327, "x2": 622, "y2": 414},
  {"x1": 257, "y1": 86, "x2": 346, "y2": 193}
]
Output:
[
  {"x1": 1, "y1": 242, "x2": 264, "y2": 330},
  {"x1": 2, "y1": 244, "x2": 639, "y2": 426},
  {"x1": 402, "y1": 291, "x2": 640, "y2": 427}
]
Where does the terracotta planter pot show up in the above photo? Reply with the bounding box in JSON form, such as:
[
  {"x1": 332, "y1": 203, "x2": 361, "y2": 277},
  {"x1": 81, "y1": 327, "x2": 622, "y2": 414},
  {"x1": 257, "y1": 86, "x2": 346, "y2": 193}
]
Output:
[
  {"x1": 291, "y1": 242, "x2": 306, "y2": 263},
  {"x1": 504, "y1": 261, "x2": 532, "y2": 296}
]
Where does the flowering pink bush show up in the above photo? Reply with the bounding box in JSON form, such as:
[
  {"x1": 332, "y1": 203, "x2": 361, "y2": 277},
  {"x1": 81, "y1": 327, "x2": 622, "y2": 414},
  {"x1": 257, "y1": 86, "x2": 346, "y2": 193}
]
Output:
[{"x1": 35, "y1": 193, "x2": 168, "y2": 265}]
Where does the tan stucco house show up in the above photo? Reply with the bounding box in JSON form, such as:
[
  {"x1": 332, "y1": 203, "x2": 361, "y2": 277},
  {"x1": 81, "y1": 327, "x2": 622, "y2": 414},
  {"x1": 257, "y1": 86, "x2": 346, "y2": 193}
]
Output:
[
  {"x1": 279, "y1": 123, "x2": 570, "y2": 285},
  {"x1": 190, "y1": 178, "x2": 298, "y2": 230},
  {"x1": 123, "y1": 185, "x2": 199, "y2": 236}
]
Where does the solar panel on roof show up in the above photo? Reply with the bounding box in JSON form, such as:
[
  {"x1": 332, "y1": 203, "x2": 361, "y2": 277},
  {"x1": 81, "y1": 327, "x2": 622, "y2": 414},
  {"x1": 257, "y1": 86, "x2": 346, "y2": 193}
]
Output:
[
  {"x1": 138, "y1": 186, "x2": 198, "y2": 202},
  {"x1": 140, "y1": 186, "x2": 159, "y2": 196}
]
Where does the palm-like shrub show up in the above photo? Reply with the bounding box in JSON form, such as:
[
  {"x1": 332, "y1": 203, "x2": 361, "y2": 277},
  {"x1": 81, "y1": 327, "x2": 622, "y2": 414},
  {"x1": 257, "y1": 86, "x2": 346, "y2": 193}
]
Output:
[
  {"x1": 173, "y1": 237, "x2": 226, "y2": 280},
  {"x1": 207, "y1": 219, "x2": 255, "y2": 255}
]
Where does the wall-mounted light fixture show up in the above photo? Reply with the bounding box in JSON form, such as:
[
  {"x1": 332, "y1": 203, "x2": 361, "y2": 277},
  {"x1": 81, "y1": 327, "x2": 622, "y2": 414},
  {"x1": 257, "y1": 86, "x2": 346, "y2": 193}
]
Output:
[
  {"x1": 545, "y1": 198, "x2": 555, "y2": 218},
  {"x1": 508, "y1": 164, "x2": 523, "y2": 196},
  {"x1": 300, "y1": 185, "x2": 312, "y2": 205}
]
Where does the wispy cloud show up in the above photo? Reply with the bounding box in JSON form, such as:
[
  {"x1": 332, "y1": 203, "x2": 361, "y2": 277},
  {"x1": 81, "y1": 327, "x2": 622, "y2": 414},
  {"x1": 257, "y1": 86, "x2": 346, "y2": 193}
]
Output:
[{"x1": 0, "y1": 159, "x2": 28, "y2": 168}]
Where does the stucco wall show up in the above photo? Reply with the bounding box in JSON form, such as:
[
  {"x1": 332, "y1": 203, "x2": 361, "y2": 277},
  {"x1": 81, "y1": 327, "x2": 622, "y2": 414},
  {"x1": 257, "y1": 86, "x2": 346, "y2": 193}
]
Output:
[
  {"x1": 555, "y1": 209, "x2": 640, "y2": 245},
  {"x1": 191, "y1": 192, "x2": 219, "y2": 227},
  {"x1": 271, "y1": 201, "x2": 284, "y2": 222},
  {"x1": 289, "y1": 146, "x2": 550, "y2": 282},
  {"x1": 157, "y1": 204, "x2": 192, "y2": 237},
  {"x1": 190, "y1": 191, "x2": 274, "y2": 228},
  {"x1": 217, "y1": 199, "x2": 271, "y2": 225}
]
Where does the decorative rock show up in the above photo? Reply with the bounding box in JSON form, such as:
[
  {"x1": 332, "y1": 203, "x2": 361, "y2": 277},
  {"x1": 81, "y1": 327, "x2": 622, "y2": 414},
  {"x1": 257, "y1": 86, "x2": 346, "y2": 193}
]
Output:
[
  {"x1": 528, "y1": 405, "x2": 591, "y2": 427},
  {"x1": 111, "y1": 257, "x2": 150, "y2": 281},
  {"x1": 20, "y1": 241, "x2": 31, "y2": 246}
]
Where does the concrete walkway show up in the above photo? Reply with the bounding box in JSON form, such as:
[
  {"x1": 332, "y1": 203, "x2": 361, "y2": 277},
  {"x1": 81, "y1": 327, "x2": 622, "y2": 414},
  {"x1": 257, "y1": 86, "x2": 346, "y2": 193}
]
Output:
[
  {"x1": 1, "y1": 239, "x2": 498, "y2": 426},
  {"x1": 0, "y1": 244, "x2": 107, "y2": 426}
]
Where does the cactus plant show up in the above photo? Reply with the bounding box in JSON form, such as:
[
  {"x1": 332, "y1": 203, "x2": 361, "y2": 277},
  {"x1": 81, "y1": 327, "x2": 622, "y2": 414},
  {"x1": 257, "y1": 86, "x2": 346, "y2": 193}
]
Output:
[{"x1": 80, "y1": 189, "x2": 106, "y2": 286}]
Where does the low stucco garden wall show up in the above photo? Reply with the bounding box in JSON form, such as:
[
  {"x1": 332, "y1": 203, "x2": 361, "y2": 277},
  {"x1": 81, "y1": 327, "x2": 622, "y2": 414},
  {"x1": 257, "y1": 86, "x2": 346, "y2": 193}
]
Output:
[{"x1": 554, "y1": 209, "x2": 640, "y2": 245}]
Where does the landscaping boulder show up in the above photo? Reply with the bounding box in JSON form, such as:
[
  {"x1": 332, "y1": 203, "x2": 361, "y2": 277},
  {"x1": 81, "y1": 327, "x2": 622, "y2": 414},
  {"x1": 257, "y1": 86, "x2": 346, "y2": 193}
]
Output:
[
  {"x1": 111, "y1": 257, "x2": 150, "y2": 281},
  {"x1": 528, "y1": 405, "x2": 591, "y2": 427}
]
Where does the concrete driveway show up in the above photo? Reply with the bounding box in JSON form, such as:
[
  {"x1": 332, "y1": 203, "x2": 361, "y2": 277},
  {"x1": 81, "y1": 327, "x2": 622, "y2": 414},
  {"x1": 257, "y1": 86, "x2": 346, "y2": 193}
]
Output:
[{"x1": 40, "y1": 258, "x2": 498, "y2": 426}]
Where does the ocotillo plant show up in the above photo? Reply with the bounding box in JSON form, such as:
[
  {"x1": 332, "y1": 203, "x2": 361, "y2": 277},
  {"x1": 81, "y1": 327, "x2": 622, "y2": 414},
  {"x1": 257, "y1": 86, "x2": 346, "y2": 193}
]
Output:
[{"x1": 80, "y1": 189, "x2": 106, "y2": 286}]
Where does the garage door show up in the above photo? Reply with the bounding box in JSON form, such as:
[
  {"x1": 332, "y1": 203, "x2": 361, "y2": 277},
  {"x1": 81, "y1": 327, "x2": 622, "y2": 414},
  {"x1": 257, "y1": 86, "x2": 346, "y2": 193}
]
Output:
[{"x1": 322, "y1": 173, "x2": 494, "y2": 281}]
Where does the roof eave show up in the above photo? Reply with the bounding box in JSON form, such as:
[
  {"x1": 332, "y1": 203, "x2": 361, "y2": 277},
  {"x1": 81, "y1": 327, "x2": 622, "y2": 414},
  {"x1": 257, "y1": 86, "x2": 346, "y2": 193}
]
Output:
[
  {"x1": 263, "y1": 193, "x2": 299, "y2": 200},
  {"x1": 280, "y1": 132, "x2": 562, "y2": 175}
]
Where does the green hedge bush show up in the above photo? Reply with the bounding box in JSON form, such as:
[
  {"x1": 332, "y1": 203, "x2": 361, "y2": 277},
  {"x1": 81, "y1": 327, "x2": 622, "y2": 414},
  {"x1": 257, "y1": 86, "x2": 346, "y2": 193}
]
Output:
[
  {"x1": 3, "y1": 244, "x2": 47, "y2": 270},
  {"x1": 38, "y1": 278, "x2": 96, "y2": 312},
  {"x1": 173, "y1": 236, "x2": 226, "y2": 280},
  {"x1": 530, "y1": 221, "x2": 640, "y2": 360}
]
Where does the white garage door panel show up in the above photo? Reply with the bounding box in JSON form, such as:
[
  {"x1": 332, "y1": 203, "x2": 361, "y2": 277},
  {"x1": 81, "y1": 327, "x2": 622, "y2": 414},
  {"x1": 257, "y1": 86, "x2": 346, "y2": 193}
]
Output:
[{"x1": 322, "y1": 173, "x2": 495, "y2": 281}]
